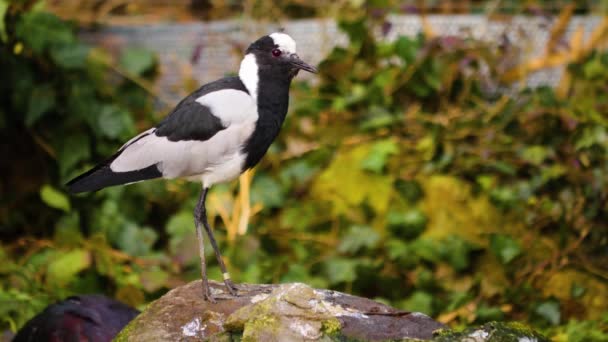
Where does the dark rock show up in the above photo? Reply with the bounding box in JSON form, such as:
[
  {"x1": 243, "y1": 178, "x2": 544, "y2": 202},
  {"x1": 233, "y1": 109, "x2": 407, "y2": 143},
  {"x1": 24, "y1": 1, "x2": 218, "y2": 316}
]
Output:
[
  {"x1": 13, "y1": 294, "x2": 139, "y2": 342},
  {"x1": 115, "y1": 280, "x2": 445, "y2": 341}
]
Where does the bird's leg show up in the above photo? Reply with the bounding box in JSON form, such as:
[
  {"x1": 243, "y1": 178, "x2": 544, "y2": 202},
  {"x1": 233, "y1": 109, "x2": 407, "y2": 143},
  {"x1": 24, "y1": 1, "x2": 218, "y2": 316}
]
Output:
[
  {"x1": 194, "y1": 191, "x2": 215, "y2": 302},
  {"x1": 199, "y1": 188, "x2": 239, "y2": 296}
]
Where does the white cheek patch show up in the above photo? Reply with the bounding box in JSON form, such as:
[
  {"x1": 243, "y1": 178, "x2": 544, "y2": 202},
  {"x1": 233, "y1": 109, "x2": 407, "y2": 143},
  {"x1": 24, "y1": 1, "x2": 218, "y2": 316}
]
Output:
[
  {"x1": 269, "y1": 32, "x2": 296, "y2": 54},
  {"x1": 239, "y1": 54, "x2": 259, "y2": 101}
]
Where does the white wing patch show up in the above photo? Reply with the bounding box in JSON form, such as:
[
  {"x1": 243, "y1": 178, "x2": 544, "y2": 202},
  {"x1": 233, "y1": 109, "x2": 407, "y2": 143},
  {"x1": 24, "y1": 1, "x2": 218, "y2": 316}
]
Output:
[
  {"x1": 110, "y1": 121, "x2": 256, "y2": 187},
  {"x1": 118, "y1": 128, "x2": 155, "y2": 152},
  {"x1": 270, "y1": 32, "x2": 296, "y2": 54},
  {"x1": 195, "y1": 89, "x2": 257, "y2": 125}
]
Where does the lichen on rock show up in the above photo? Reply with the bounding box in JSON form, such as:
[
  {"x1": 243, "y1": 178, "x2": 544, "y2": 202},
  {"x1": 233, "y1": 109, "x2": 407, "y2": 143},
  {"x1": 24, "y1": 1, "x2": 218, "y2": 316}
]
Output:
[{"x1": 115, "y1": 280, "x2": 445, "y2": 341}]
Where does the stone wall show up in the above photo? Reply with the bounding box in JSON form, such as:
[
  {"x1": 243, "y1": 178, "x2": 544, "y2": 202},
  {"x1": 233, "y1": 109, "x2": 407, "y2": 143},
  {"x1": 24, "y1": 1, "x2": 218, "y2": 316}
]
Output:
[{"x1": 80, "y1": 16, "x2": 602, "y2": 105}]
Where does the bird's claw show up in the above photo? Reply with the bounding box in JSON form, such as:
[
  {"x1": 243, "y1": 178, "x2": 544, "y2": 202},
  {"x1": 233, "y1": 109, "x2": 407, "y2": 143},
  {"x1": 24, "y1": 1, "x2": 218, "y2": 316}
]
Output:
[{"x1": 224, "y1": 279, "x2": 239, "y2": 296}]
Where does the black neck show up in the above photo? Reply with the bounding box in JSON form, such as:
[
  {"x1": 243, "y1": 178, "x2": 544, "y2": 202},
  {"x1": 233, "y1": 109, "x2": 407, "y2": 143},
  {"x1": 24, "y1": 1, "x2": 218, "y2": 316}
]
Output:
[{"x1": 242, "y1": 69, "x2": 292, "y2": 170}]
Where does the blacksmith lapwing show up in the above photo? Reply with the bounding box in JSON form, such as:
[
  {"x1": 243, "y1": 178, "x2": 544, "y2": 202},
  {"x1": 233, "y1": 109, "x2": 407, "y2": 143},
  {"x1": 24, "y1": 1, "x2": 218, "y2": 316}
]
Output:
[{"x1": 67, "y1": 33, "x2": 317, "y2": 301}]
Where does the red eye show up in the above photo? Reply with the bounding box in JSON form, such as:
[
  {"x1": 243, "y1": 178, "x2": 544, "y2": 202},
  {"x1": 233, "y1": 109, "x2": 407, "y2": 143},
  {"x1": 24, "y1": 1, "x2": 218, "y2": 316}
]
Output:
[{"x1": 272, "y1": 48, "x2": 282, "y2": 57}]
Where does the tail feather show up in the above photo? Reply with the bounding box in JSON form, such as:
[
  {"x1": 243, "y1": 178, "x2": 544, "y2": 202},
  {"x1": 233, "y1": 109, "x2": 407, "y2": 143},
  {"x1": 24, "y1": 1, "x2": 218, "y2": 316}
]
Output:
[{"x1": 66, "y1": 161, "x2": 162, "y2": 193}]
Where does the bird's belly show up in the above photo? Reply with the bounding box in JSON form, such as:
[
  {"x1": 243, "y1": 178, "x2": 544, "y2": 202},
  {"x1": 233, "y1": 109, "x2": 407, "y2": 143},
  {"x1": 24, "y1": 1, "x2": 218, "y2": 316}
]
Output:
[
  {"x1": 192, "y1": 152, "x2": 247, "y2": 188},
  {"x1": 162, "y1": 121, "x2": 255, "y2": 185}
]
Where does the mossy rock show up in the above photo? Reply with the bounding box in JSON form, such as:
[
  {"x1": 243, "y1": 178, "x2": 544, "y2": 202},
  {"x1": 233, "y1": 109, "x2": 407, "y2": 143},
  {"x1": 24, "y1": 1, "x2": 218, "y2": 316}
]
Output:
[
  {"x1": 115, "y1": 280, "x2": 445, "y2": 341},
  {"x1": 433, "y1": 322, "x2": 548, "y2": 342}
]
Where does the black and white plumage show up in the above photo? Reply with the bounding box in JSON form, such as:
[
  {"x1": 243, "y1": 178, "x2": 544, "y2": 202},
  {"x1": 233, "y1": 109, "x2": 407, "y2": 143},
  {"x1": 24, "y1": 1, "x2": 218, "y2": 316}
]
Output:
[{"x1": 67, "y1": 33, "x2": 317, "y2": 301}]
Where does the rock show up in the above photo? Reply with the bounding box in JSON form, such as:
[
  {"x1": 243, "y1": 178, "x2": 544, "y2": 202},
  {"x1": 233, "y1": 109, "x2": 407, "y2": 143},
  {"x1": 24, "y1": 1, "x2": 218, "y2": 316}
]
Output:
[
  {"x1": 433, "y1": 322, "x2": 549, "y2": 342},
  {"x1": 115, "y1": 280, "x2": 445, "y2": 341}
]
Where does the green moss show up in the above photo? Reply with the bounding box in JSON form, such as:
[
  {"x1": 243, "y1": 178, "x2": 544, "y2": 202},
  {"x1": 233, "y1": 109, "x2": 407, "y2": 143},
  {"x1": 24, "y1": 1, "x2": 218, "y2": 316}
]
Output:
[
  {"x1": 432, "y1": 321, "x2": 548, "y2": 342},
  {"x1": 502, "y1": 321, "x2": 537, "y2": 335},
  {"x1": 241, "y1": 315, "x2": 278, "y2": 342},
  {"x1": 321, "y1": 318, "x2": 342, "y2": 335},
  {"x1": 113, "y1": 318, "x2": 138, "y2": 342}
]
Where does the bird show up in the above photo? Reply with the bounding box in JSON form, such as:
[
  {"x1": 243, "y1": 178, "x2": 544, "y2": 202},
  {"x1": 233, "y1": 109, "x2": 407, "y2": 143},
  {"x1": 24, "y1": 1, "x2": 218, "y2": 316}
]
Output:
[
  {"x1": 12, "y1": 295, "x2": 139, "y2": 342},
  {"x1": 66, "y1": 32, "x2": 317, "y2": 301}
]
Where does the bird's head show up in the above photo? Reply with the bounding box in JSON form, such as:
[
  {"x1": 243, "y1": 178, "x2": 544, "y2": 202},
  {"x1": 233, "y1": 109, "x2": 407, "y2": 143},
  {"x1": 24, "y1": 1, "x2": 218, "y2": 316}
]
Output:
[{"x1": 243, "y1": 32, "x2": 317, "y2": 80}]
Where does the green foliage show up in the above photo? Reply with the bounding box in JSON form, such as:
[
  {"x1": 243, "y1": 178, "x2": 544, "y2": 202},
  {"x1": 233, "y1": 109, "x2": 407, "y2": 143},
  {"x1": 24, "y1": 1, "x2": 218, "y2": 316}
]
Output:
[{"x1": 1, "y1": 2, "x2": 607, "y2": 340}]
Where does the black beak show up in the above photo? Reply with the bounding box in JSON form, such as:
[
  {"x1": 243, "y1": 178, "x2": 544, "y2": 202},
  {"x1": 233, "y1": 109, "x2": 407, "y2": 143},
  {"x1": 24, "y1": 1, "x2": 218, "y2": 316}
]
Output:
[{"x1": 288, "y1": 53, "x2": 317, "y2": 74}]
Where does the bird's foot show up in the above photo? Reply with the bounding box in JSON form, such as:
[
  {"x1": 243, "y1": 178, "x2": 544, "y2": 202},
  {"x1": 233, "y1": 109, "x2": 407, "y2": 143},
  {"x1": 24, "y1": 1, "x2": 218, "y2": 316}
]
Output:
[
  {"x1": 223, "y1": 277, "x2": 239, "y2": 296},
  {"x1": 201, "y1": 282, "x2": 216, "y2": 303}
]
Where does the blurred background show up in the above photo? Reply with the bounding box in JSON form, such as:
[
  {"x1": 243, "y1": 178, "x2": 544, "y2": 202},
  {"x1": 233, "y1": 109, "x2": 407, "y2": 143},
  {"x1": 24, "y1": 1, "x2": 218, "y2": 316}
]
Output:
[{"x1": 1, "y1": 0, "x2": 607, "y2": 340}]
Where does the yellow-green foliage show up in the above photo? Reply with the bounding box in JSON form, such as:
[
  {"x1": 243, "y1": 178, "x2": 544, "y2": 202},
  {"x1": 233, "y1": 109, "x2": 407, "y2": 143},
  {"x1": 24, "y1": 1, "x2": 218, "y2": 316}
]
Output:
[{"x1": 1, "y1": 2, "x2": 607, "y2": 341}]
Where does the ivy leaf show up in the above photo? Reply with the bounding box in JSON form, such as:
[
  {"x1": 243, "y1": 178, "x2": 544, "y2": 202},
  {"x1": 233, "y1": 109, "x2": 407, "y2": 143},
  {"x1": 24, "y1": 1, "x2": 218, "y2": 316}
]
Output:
[
  {"x1": 489, "y1": 234, "x2": 521, "y2": 264},
  {"x1": 395, "y1": 36, "x2": 419, "y2": 64},
  {"x1": 251, "y1": 174, "x2": 286, "y2": 209},
  {"x1": 40, "y1": 185, "x2": 71, "y2": 212},
  {"x1": 401, "y1": 291, "x2": 434, "y2": 315},
  {"x1": 394, "y1": 179, "x2": 424, "y2": 203},
  {"x1": 440, "y1": 235, "x2": 475, "y2": 272},
  {"x1": 26, "y1": 85, "x2": 55, "y2": 126},
  {"x1": 120, "y1": 47, "x2": 156, "y2": 75},
  {"x1": 520, "y1": 145, "x2": 550, "y2": 165},
  {"x1": 51, "y1": 43, "x2": 90, "y2": 69},
  {"x1": 140, "y1": 268, "x2": 169, "y2": 293},
  {"x1": 0, "y1": 0, "x2": 8, "y2": 42},
  {"x1": 535, "y1": 301, "x2": 561, "y2": 325},
  {"x1": 58, "y1": 134, "x2": 90, "y2": 177},
  {"x1": 116, "y1": 223, "x2": 158, "y2": 256},
  {"x1": 575, "y1": 126, "x2": 607, "y2": 150},
  {"x1": 338, "y1": 225, "x2": 380, "y2": 254},
  {"x1": 360, "y1": 138, "x2": 398, "y2": 173},
  {"x1": 323, "y1": 258, "x2": 358, "y2": 284},
  {"x1": 46, "y1": 249, "x2": 91, "y2": 286},
  {"x1": 387, "y1": 209, "x2": 427, "y2": 240},
  {"x1": 97, "y1": 105, "x2": 133, "y2": 139},
  {"x1": 15, "y1": 11, "x2": 74, "y2": 54}
]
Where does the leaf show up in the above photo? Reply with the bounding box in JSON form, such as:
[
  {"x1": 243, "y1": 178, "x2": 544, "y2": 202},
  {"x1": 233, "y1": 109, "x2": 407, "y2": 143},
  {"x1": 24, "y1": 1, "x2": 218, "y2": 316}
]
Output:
[
  {"x1": 51, "y1": 43, "x2": 90, "y2": 69},
  {"x1": 395, "y1": 36, "x2": 419, "y2": 64},
  {"x1": 394, "y1": 179, "x2": 424, "y2": 203},
  {"x1": 476, "y1": 304, "x2": 505, "y2": 322},
  {"x1": 409, "y1": 238, "x2": 440, "y2": 263},
  {"x1": 26, "y1": 85, "x2": 56, "y2": 126},
  {"x1": 15, "y1": 11, "x2": 74, "y2": 54},
  {"x1": 324, "y1": 258, "x2": 358, "y2": 284},
  {"x1": 116, "y1": 223, "x2": 158, "y2": 256},
  {"x1": 489, "y1": 186, "x2": 518, "y2": 209},
  {"x1": 400, "y1": 291, "x2": 434, "y2": 315},
  {"x1": 251, "y1": 174, "x2": 286, "y2": 209},
  {"x1": 58, "y1": 134, "x2": 90, "y2": 177},
  {"x1": 386, "y1": 240, "x2": 418, "y2": 269},
  {"x1": 0, "y1": 0, "x2": 8, "y2": 42},
  {"x1": 520, "y1": 145, "x2": 550, "y2": 165},
  {"x1": 279, "y1": 160, "x2": 317, "y2": 188},
  {"x1": 119, "y1": 47, "x2": 156, "y2": 75},
  {"x1": 166, "y1": 211, "x2": 197, "y2": 264},
  {"x1": 360, "y1": 138, "x2": 398, "y2": 173},
  {"x1": 338, "y1": 225, "x2": 380, "y2": 253},
  {"x1": 46, "y1": 249, "x2": 91, "y2": 286},
  {"x1": 535, "y1": 301, "x2": 561, "y2": 325},
  {"x1": 583, "y1": 56, "x2": 605, "y2": 79},
  {"x1": 387, "y1": 209, "x2": 427, "y2": 240},
  {"x1": 54, "y1": 212, "x2": 83, "y2": 246},
  {"x1": 313, "y1": 143, "x2": 394, "y2": 216},
  {"x1": 97, "y1": 105, "x2": 133, "y2": 139},
  {"x1": 140, "y1": 268, "x2": 169, "y2": 293},
  {"x1": 575, "y1": 126, "x2": 607, "y2": 150},
  {"x1": 489, "y1": 234, "x2": 521, "y2": 264},
  {"x1": 40, "y1": 185, "x2": 71, "y2": 212},
  {"x1": 440, "y1": 235, "x2": 475, "y2": 272}
]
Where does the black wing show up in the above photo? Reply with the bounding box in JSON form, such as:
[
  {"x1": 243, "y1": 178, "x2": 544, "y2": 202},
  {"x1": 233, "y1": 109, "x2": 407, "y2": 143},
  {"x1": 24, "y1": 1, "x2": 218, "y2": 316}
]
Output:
[{"x1": 155, "y1": 76, "x2": 249, "y2": 142}]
